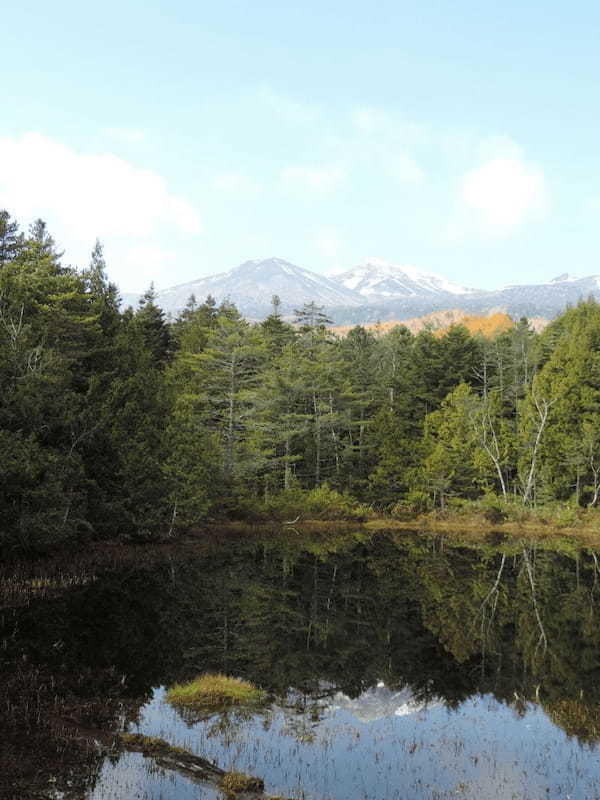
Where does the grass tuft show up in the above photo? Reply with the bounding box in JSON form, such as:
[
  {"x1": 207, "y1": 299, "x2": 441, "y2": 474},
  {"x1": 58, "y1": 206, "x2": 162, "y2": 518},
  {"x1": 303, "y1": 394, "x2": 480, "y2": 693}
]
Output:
[
  {"x1": 119, "y1": 733, "x2": 190, "y2": 756},
  {"x1": 166, "y1": 672, "x2": 266, "y2": 711},
  {"x1": 219, "y1": 770, "x2": 265, "y2": 795}
]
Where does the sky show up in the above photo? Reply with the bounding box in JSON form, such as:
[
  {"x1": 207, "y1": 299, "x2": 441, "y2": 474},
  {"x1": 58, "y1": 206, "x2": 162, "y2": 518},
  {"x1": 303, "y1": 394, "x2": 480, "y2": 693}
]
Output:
[{"x1": 1, "y1": 0, "x2": 600, "y2": 292}]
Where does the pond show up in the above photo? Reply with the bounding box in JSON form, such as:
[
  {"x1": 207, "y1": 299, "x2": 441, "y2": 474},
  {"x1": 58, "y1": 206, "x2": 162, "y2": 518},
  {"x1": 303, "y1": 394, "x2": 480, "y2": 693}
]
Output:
[{"x1": 3, "y1": 529, "x2": 600, "y2": 799}]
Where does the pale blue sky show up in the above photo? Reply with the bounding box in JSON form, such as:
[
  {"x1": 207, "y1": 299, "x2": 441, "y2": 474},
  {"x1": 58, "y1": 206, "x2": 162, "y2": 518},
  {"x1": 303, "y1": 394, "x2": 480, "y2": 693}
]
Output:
[{"x1": 2, "y1": 1, "x2": 599, "y2": 291}]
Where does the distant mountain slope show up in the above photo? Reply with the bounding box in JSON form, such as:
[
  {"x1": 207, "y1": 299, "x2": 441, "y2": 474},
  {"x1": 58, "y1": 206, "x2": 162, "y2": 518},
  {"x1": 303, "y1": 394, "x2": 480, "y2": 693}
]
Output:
[
  {"x1": 121, "y1": 260, "x2": 600, "y2": 324},
  {"x1": 153, "y1": 257, "x2": 363, "y2": 318},
  {"x1": 330, "y1": 273, "x2": 600, "y2": 325},
  {"x1": 467, "y1": 274, "x2": 600, "y2": 318},
  {"x1": 329, "y1": 258, "x2": 474, "y2": 301}
]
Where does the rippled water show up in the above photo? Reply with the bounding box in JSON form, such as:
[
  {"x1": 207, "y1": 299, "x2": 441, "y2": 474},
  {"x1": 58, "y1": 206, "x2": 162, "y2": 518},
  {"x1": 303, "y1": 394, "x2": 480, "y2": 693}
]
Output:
[{"x1": 4, "y1": 529, "x2": 600, "y2": 799}]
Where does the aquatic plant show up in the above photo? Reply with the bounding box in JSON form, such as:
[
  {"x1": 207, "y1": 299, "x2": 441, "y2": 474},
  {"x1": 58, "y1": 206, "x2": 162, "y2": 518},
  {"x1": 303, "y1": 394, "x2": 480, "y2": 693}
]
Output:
[
  {"x1": 119, "y1": 733, "x2": 190, "y2": 756},
  {"x1": 220, "y1": 770, "x2": 265, "y2": 795}
]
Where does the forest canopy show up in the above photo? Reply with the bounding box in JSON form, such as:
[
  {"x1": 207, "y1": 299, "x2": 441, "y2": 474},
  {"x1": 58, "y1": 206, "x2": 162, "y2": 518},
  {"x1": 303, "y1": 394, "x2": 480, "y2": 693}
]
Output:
[{"x1": 1, "y1": 210, "x2": 599, "y2": 552}]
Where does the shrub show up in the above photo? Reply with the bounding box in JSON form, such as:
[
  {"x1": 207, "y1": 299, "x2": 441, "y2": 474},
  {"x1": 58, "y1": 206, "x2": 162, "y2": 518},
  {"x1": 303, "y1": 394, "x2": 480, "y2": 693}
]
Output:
[
  {"x1": 476, "y1": 493, "x2": 508, "y2": 524},
  {"x1": 404, "y1": 490, "x2": 433, "y2": 514},
  {"x1": 303, "y1": 485, "x2": 371, "y2": 520},
  {"x1": 258, "y1": 484, "x2": 371, "y2": 521}
]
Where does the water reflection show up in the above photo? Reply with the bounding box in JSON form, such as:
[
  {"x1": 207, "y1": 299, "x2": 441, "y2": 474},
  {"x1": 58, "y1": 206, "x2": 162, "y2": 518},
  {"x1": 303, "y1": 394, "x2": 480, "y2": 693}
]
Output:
[
  {"x1": 89, "y1": 752, "x2": 221, "y2": 800},
  {"x1": 113, "y1": 685, "x2": 600, "y2": 800},
  {"x1": 4, "y1": 530, "x2": 600, "y2": 798}
]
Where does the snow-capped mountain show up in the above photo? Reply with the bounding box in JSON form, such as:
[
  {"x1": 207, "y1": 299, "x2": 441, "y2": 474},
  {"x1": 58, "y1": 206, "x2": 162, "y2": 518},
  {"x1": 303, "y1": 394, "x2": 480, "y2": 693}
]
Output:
[
  {"x1": 329, "y1": 270, "x2": 600, "y2": 325},
  {"x1": 462, "y1": 273, "x2": 600, "y2": 320},
  {"x1": 152, "y1": 257, "x2": 363, "y2": 318},
  {"x1": 136, "y1": 257, "x2": 475, "y2": 319},
  {"x1": 329, "y1": 258, "x2": 475, "y2": 301},
  {"x1": 330, "y1": 682, "x2": 440, "y2": 723},
  {"x1": 122, "y1": 258, "x2": 600, "y2": 324}
]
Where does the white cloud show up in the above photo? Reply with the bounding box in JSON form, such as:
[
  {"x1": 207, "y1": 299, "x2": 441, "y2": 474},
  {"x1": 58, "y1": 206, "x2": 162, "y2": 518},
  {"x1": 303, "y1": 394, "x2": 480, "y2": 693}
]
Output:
[
  {"x1": 450, "y1": 156, "x2": 547, "y2": 239},
  {"x1": 281, "y1": 164, "x2": 345, "y2": 192},
  {"x1": 0, "y1": 132, "x2": 201, "y2": 240},
  {"x1": 0, "y1": 133, "x2": 202, "y2": 291},
  {"x1": 352, "y1": 108, "x2": 388, "y2": 134},
  {"x1": 352, "y1": 107, "x2": 429, "y2": 147},
  {"x1": 119, "y1": 244, "x2": 177, "y2": 288},
  {"x1": 315, "y1": 227, "x2": 343, "y2": 259}
]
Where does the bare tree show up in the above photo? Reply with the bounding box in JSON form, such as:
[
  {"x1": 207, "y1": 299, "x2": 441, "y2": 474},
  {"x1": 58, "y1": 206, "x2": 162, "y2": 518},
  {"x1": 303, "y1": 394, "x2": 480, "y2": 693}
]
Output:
[
  {"x1": 522, "y1": 389, "x2": 555, "y2": 505},
  {"x1": 475, "y1": 397, "x2": 508, "y2": 498}
]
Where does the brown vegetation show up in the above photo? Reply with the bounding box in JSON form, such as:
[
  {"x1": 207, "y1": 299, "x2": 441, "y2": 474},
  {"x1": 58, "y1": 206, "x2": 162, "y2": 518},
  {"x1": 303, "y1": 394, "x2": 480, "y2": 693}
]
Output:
[
  {"x1": 220, "y1": 770, "x2": 265, "y2": 796},
  {"x1": 332, "y1": 309, "x2": 548, "y2": 338}
]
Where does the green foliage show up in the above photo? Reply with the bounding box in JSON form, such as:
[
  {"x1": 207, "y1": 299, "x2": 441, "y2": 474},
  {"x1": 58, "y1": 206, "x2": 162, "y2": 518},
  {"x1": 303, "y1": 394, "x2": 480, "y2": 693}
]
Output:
[
  {"x1": 391, "y1": 490, "x2": 433, "y2": 516},
  {"x1": 255, "y1": 485, "x2": 371, "y2": 521},
  {"x1": 166, "y1": 673, "x2": 266, "y2": 711},
  {"x1": 2, "y1": 207, "x2": 600, "y2": 549},
  {"x1": 417, "y1": 383, "x2": 484, "y2": 507},
  {"x1": 304, "y1": 485, "x2": 371, "y2": 519},
  {"x1": 0, "y1": 214, "x2": 173, "y2": 552}
]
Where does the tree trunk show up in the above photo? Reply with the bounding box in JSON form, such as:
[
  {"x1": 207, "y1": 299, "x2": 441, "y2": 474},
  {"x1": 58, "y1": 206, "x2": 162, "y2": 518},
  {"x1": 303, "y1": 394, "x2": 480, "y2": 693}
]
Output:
[
  {"x1": 313, "y1": 391, "x2": 321, "y2": 487},
  {"x1": 284, "y1": 436, "x2": 291, "y2": 490},
  {"x1": 225, "y1": 357, "x2": 236, "y2": 480},
  {"x1": 522, "y1": 392, "x2": 552, "y2": 505}
]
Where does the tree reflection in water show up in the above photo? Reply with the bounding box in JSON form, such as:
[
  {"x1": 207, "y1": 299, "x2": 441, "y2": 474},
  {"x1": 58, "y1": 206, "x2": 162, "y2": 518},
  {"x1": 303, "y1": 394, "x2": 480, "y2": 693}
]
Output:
[{"x1": 4, "y1": 530, "x2": 600, "y2": 798}]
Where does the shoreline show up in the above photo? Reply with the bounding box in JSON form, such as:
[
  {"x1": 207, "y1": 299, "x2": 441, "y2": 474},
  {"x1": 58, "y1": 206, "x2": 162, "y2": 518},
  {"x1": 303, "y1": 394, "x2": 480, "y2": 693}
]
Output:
[{"x1": 3, "y1": 515, "x2": 600, "y2": 577}]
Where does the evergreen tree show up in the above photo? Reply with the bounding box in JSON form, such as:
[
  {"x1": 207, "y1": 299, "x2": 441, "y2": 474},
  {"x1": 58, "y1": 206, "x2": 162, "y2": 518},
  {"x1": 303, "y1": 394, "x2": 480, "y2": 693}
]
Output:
[
  {"x1": 135, "y1": 284, "x2": 171, "y2": 364},
  {"x1": 419, "y1": 383, "x2": 483, "y2": 508},
  {"x1": 294, "y1": 301, "x2": 333, "y2": 331},
  {"x1": 0, "y1": 210, "x2": 23, "y2": 268}
]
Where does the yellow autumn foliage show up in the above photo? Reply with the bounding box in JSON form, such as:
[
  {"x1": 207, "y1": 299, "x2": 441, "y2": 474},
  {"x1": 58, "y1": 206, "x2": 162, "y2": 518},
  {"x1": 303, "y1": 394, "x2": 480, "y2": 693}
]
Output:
[{"x1": 332, "y1": 310, "x2": 518, "y2": 339}]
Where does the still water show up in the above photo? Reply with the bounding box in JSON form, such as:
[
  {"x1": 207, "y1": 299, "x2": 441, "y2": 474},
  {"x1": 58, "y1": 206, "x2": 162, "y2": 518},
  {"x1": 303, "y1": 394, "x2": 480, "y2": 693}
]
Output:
[{"x1": 4, "y1": 529, "x2": 600, "y2": 799}]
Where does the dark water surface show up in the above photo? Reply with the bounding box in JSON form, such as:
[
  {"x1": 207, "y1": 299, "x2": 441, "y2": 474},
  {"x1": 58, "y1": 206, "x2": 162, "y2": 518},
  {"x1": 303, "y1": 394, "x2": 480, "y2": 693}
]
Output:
[{"x1": 4, "y1": 529, "x2": 600, "y2": 799}]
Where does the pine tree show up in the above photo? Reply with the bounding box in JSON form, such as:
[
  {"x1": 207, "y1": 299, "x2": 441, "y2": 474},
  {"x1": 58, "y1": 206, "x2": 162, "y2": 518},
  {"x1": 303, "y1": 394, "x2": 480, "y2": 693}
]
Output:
[
  {"x1": 135, "y1": 284, "x2": 171, "y2": 364},
  {"x1": 294, "y1": 301, "x2": 333, "y2": 330},
  {"x1": 419, "y1": 383, "x2": 483, "y2": 508},
  {"x1": 0, "y1": 210, "x2": 23, "y2": 268}
]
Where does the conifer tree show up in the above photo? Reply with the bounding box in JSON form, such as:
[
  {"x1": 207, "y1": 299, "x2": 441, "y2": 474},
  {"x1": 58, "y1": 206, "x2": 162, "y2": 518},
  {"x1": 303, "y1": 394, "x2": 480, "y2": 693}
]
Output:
[
  {"x1": 135, "y1": 284, "x2": 171, "y2": 364},
  {"x1": 0, "y1": 210, "x2": 23, "y2": 268}
]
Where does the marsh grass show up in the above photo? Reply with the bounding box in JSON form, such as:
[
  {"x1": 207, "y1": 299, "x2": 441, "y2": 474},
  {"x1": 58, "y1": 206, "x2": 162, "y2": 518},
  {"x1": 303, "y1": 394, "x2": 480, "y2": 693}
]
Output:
[
  {"x1": 119, "y1": 733, "x2": 190, "y2": 756},
  {"x1": 220, "y1": 770, "x2": 265, "y2": 795},
  {"x1": 166, "y1": 673, "x2": 266, "y2": 711},
  {"x1": 545, "y1": 700, "x2": 600, "y2": 743}
]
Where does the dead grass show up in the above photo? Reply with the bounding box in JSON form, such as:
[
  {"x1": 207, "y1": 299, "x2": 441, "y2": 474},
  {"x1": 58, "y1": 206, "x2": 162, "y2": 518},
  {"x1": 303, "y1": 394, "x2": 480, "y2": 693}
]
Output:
[
  {"x1": 363, "y1": 515, "x2": 600, "y2": 546},
  {"x1": 119, "y1": 733, "x2": 190, "y2": 756},
  {"x1": 220, "y1": 770, "x2": 265, "y2": 795}
]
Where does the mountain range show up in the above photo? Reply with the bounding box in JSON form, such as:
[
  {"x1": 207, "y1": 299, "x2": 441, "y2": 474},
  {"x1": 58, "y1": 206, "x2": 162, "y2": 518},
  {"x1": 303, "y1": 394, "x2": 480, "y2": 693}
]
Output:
[{"x1": 125, "y1": 257, "x2": 600, "y2": 324}]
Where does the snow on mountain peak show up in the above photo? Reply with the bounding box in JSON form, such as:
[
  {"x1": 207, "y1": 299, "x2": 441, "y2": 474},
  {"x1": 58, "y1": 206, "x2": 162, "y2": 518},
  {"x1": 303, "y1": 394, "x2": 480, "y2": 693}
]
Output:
[
  {"x1": 548, "y1": 272, "x2": 587, "y2": 284},
  {"x1": 329, "y1": 259, "x2": 474, "y2": 300},
  {"x1": 152, "y1": 257, "x2": 364, "y2": 318},
  {"x1": 129, "y1": 255, "x2": 600, "y2": 325},
  {"x1": 330, "y1": 683, "x2": 441, "y2": 723}
]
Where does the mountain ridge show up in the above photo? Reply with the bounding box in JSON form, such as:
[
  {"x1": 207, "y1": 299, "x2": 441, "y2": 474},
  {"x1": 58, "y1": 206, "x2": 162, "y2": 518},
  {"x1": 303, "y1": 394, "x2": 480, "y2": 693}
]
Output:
[
  {"x1": 124, "y1": 257, "x2": 600, "y2": 323},
  {"x1": 329, "y1": 258, "x2": 475, "y2": 300}
]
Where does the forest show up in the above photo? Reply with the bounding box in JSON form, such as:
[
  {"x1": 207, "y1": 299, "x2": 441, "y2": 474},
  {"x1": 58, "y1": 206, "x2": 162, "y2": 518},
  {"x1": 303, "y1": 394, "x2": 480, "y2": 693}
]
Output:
[{"x1": 2, "y1": 209, "x2": 600, "y2": 553}]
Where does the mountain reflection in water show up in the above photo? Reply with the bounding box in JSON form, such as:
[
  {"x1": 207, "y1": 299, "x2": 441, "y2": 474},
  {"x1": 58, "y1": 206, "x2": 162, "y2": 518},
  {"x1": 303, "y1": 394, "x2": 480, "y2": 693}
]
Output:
[
  {"x1": 4, "y1": 529, "x2": 600, "y2": 799},
  {"x1": 332, "y1": 683, "x2": 442, "y2": 720}
]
